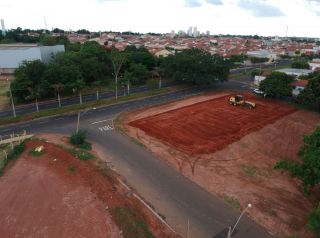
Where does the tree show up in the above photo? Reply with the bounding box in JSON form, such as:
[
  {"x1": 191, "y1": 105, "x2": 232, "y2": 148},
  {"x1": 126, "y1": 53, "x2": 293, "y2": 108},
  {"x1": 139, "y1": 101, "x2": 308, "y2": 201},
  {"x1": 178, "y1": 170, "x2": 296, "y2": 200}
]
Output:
[
  {"x1": 292, "y1": 60, "x2": 310, "y2": 69},
  {"x1": 161, "y1": 48, "x2": 229, "y2": 85},
  {"x1": 259, "y1": 72, "x2": 294, "y2": 98},
  {"x1": 249, "y1": 57, "x2": 269, "y2": 64},
  {"x1": 250, "y1": 69, "x2": 264, "y2": 78},
  {"x1": 40, "y1": 34, "x2": 57, "y2": 46},
  {"x1": 274, "y1": 126, "x2": 320, "y2": 190},
  {"x1": 298, "y1": 73, "x2": 320, "y2": 111},
  {"x1": 110, "y1": 48, "x2": 126, "y2": 100},
  {"x1": 11, "y1": 60, "x2": 47, "y2": 103},
  {"x1": 307, "y1": 203, "x2": 320, "y2": 236},
  {"x1": 124, "y1": 46, "x2": 155, "y2": 70}
]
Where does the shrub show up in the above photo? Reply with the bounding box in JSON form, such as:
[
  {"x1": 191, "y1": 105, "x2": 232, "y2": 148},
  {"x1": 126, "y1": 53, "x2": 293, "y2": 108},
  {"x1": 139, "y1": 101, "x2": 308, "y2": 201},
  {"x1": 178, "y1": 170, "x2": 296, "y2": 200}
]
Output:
[
  {"x1": 307, "y1": 203, "x2": 320, "y2": 236},
  {"x1": 70, "y1": 130, "x2": 86, "y2": 145},
  {"x1": 111, "y1": 206, "x2": 154, "y2": 238},
  {"x1": 0, "y1": 142, "x2": 25, "y2": 175}
]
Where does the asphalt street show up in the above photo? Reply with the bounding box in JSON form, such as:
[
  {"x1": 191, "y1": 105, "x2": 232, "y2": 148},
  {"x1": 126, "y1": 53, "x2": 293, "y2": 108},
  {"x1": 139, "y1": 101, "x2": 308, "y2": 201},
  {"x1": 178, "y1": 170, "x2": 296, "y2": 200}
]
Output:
[{"x1": 0, "y1": 81, "x2": 274, "y2": 238}]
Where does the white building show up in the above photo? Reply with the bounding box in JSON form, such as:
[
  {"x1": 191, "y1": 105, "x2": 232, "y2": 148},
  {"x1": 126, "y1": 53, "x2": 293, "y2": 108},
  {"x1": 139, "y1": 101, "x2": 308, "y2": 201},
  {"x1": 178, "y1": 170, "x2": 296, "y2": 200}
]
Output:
[
  {"x1": 0, "y1": 44, "x2": 65, "y2": 74},
  {"x1": 309, "y1": 59, "x2": 320, "y2": 71},
  {"x1": 247, "y1": 50, "x2": 277, "y2": 61},
  {"x1": 276, "y1": 68, "x2": 313, "y2": 78},
  {"x1": 254, "y1": 76, "x2": 266, "y2": 86}
]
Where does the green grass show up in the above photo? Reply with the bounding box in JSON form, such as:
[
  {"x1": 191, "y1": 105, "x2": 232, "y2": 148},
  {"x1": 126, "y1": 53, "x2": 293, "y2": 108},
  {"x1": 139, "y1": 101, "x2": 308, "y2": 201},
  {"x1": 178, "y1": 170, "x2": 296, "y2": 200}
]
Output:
[
  {"x1": 69, "y1": 148, "x2": 95, "y2": 161},
  {"x1": 111, "y1": 206, "x2": 154, "y2": 238},
  {"x1": 0, "y1": 88, "x2": 170, "y2": 127},
  {"x1": 223, "y1": 195, "x2": 241, "y2": 210},
  {"x1": 0, "y1": 141, "x2": 25, "y2": 176},
  {"x1": 28, "y1": 149, "x2": 44, "y2": 157},
  {"x1": 241, "y1": 165, "x2": 257, "y2": 177},
  {"x1": 0, "y1": 80, "x2": 9, "y2": 109}
]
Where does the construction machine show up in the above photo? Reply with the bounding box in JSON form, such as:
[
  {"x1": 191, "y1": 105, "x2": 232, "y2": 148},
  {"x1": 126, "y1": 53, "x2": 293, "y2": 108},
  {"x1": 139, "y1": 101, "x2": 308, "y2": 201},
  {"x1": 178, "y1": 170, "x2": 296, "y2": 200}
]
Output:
[{"x1": 229, "y1": 95, "x2": 256, "y2": 109}]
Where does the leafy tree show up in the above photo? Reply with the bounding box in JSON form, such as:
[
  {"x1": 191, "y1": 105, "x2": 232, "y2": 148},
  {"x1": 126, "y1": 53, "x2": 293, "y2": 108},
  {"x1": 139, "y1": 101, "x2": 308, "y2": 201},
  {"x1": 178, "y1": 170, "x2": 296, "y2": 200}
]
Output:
[
  {"x1": 124, "y1": 46, "x2": 155, "y2": 70},
  {"x1": 274, "y1": 126, "x2": 320, "y2": 190},
  {"x1": 298, "y1": 73, "x2": 320, "y2": 111},
  {"x1": 76, "y1": 29, "x2": 90, "y2": 34},
  {"x1": 161, "y1": 48, "x2": 229, "y2": 85},
  {"x1": 52, "y1": 28, "x2": 64, "y2": 33},
  {"x1": 250, "y1": 69, "x2": 263, "y2": 78},
  {"x1": 229, "y1": 54, "x2": 246, "y2": 64},
  {"x1": 307, "y1": 203, "x2": 320, "y2": 235},
  {"x1": 259, "y1": 72, "x2": 294, "y2": 98},
  {"x1": 127, "y1": 63, "x2": 148, "y2": 85},
  {"x1": 40, "y1": 34, "x2": 57, "y2": 46},
  {"x1": 11, "y1": 60, "x2": 47, "y2": 103},
  {"x1": 292, "y1": 60, "x2": 310, "y2": 69}
]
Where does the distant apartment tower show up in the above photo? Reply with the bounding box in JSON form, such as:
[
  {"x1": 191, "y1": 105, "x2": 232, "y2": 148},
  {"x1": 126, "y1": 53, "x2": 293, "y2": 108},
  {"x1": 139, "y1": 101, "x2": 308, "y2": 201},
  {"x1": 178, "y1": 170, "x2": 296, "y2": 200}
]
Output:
[
  {"x1": 206, "y1": 30, "x2": 210, "y2": 36},
  {"x1": 170, "y1": 30, "x2": 175, "y2": 38},
  {"x1": 193, "y1": 27, "x2": 197, "y2": 37},
  {"x1": 1, "y1": 19, "x2": 6, "y2": 37},
  {"x1": 187, "y1": 26, "x2": 193, "y2": 37}
]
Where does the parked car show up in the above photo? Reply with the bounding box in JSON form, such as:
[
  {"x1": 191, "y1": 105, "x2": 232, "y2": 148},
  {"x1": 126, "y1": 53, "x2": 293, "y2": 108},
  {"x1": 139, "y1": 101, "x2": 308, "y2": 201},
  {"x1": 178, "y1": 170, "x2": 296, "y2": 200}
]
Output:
[{"x1": 252, "y1": 88, "x2": 264, "y2": 95}]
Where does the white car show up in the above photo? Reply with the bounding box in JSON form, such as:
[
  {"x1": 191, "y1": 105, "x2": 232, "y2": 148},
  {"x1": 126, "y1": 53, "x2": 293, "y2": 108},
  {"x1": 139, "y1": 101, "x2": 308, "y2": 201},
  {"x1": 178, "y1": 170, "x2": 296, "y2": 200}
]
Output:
[{"x1": 252, "y1": 88, "x2": 265, "y2": 95}]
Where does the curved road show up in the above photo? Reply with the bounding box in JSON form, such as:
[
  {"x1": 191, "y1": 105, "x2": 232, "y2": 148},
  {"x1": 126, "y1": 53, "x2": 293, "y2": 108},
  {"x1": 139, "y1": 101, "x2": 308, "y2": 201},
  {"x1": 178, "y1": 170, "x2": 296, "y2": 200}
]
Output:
[{"x1": 0, "y1": 81, "x2": 273, "y2": 238}]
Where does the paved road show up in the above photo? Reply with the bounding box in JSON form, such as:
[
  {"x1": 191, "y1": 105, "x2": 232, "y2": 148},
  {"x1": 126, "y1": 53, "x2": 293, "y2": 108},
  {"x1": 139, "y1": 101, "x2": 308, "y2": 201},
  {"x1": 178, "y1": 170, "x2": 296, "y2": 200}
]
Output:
[
  {"x1": 230, "y1": 59, "x2": 292, "y2": 74},
  {"x1": 0, "y1": 82, "x2": 273, "y2": 238}
]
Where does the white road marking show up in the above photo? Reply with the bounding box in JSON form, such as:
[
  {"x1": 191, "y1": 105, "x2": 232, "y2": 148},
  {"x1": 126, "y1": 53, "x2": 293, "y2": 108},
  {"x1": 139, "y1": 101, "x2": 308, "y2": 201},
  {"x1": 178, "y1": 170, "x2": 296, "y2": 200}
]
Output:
[
  {"x1": 91, "y1": 119, "x2": 109, "y2": 125},
  {"x1": 98, "y1": 125, "x2": 114, "y2": 131}
]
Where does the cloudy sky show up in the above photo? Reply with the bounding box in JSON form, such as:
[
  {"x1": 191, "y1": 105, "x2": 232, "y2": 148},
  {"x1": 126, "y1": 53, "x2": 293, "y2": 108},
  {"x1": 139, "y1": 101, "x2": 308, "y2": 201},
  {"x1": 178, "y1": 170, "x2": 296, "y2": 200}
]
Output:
[{"x1": 1, "y1": 0, "x2": 320, "y2": 37}]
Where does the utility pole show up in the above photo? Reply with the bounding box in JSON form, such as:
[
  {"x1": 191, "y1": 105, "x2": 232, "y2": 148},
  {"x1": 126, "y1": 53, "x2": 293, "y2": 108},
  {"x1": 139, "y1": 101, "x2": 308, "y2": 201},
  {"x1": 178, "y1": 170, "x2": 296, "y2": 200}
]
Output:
[
  {"x1": 8, "y1": 78, "x2": 16, "y2": 118},
  {"x1": 76, "y1": 111, "x2": 80, "y2": 133},
  {"x1": 228, "y1": 203, "x2": 252, "y2": 238}
]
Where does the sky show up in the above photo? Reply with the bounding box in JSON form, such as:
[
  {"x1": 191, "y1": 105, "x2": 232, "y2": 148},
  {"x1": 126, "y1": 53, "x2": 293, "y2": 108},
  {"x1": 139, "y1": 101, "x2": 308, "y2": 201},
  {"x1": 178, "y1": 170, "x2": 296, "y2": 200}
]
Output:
[{"x1": 1, "y1": 0, "x2": 320, "y2": 37}]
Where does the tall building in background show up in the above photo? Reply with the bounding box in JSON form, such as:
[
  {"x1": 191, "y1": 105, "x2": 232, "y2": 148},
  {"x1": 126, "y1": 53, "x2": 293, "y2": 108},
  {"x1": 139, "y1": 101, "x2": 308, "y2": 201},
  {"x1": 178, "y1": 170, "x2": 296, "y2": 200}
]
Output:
[
  {"x1": 1, "y1": 19, "x2": 6, "y2": 37},
  {"x1": 206, "y1": 30, "x2": 210, "y2": 36},
  {"x1": 193, "y1": 27, "x2": 197, "y2": 37},
  {"x1": 187, "y1": 26, "x2": 193, "y2": 37}
]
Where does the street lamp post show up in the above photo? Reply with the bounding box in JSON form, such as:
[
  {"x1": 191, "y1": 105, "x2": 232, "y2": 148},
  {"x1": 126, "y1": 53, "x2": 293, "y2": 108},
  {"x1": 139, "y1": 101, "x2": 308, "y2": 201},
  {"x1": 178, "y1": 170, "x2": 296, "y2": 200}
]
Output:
[
  {"x1": 228, "y1": 203, "x2": 252, "y2": 238},
  {"x1": 76, "y1": 107, "x2": 96, "y2": 133}
]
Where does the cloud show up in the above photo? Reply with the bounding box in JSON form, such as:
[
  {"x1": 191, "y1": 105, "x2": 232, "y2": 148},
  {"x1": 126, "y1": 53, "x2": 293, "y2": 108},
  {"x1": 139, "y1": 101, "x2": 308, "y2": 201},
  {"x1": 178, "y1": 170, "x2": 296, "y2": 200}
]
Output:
[
  {"x1": 238, "y1": 0, "x2": 284, "y2": 17},
  {"x1": 206, "y1": 0, "x2": 223, "y2": 5},
  {"x1": 185, "y1": 0, "x2": 202, "y2": 7}
]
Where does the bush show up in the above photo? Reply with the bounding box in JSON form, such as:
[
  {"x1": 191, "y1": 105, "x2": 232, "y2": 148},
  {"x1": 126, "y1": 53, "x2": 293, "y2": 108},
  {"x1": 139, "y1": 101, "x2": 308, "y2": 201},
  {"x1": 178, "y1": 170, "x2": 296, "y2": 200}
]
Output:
[
  {"x1": 307, "y1": 203, "x2": 320, "y2": 236},
  {"x1": 70, "y1": 130, "x2": 86, "y2": 146},
  {"x1": 111, "y1": 206, "x2": 154, "y2": 238},
  {"x1": 0, "y1": 142, "x2": 25, "y2": 175}
]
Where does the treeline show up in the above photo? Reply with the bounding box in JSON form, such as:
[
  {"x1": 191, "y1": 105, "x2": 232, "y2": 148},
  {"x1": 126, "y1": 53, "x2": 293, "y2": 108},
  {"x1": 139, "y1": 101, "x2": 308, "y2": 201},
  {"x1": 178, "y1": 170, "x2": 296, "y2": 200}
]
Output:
[
  {"x1": 11, "y1": 42, "x2": 230, "y2": 104},
  {"x1": 258, "y1": 71, "x2": 320, "y2": 111}
]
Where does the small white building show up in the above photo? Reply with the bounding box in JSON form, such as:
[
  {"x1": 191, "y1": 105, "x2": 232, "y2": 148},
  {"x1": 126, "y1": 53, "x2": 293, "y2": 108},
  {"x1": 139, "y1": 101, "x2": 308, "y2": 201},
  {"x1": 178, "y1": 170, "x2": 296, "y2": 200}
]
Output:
[
  {"x1": 0, "y1": 44, "x2": 65, "y2": 74},
  {"x1": 276, "y1": 68, "x2": 313, "y2": 78},
  {"x1": 309, "y1": 59, "x2": 320, "y2": 71},
  {"x1": 254, "y1": 76, "x2": 266, "y2": 86},
  {"x1": 247, "y1": 50, "x2": 277, "y2": 61}
]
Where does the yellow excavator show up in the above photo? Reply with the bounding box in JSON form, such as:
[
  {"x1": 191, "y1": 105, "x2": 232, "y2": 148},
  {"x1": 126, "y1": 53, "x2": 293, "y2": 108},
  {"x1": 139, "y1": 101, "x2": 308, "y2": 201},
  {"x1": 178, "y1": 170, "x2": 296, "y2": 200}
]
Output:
[{"x1": 229, "y1": 95, "x2": 256, "y2": 109}]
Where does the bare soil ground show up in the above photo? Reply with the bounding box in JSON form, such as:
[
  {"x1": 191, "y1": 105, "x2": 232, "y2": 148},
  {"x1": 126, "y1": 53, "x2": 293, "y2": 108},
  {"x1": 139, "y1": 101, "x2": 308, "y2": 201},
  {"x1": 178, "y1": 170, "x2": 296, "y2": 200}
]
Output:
[
  {"x1": 121, "y1": 92, "x2": 320, "y2": 238},
  {"x1": 0, "y1": 137, "x2": 177, "y2": 238}
]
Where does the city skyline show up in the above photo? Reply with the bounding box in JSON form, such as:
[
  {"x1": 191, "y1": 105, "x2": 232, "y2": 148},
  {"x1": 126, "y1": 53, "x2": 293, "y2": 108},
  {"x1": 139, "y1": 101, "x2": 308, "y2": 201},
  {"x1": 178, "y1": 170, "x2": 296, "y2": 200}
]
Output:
[{"x1": 1, "y1": 0, "x2": 320, "y2": 38}]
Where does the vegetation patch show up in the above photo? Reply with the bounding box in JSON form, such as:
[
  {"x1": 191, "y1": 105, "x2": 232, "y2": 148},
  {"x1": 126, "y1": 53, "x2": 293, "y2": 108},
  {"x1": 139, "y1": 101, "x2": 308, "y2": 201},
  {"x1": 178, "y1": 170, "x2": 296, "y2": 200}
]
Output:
[
  {"x1": 70, "y1": 130, "x2": 92, "y2": 150},
  {"x1": 241, "y1": 165, "x2": 257, "y2": 177},
  {"x1": 111, "y1": 205, "x2": 154, "y2": 238},
  {"x1": 68, "y1": 165, "x2": 77, "y2": 173},
  {"x1": 69, "y1": 148, "x2": 95, "y2": 161},
  {"x1": 223, "y1": 194, "x2": 241, "y2": 210},
  {"x1": 28, "y1": 149, "x2": 44, "y2": 157},
  {"x1": 0, "y1": 142, "x2": 25, "y2": 176}
]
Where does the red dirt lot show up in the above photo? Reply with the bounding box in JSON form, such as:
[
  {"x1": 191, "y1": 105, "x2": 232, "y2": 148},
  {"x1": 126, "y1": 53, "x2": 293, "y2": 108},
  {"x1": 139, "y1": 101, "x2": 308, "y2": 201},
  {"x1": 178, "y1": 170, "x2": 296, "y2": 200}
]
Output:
[
  {"x1": 122, "y1": 92, "x2": 320, "y2": 237},
  {"x1": 129, "y1": 93, "x2": 296, "y2": 155},
  {"x1": 0, "y1": 139, "x2": 176, "y2": 238}
]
